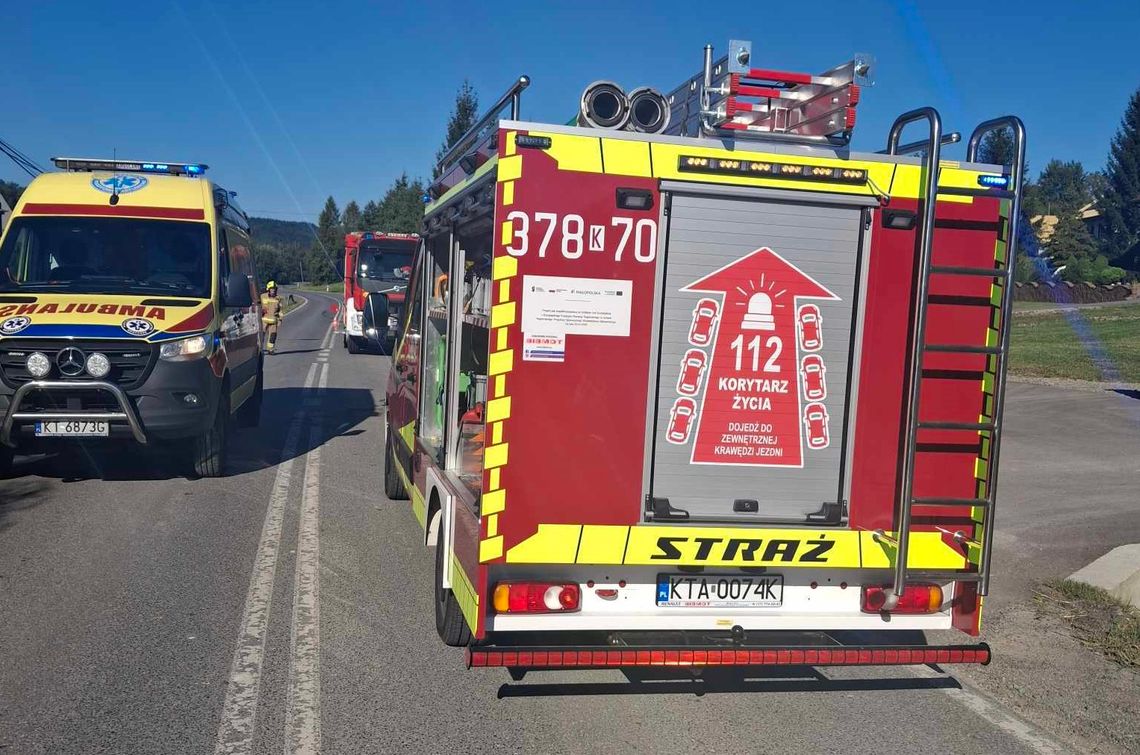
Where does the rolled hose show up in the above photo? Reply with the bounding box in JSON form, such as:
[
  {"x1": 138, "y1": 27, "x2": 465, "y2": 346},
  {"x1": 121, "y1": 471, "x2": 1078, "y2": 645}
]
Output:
[
  {"x1": 627, "y1": 87, "x2": 670, "y2": 134},
  {"x1": 577, "y1": 81, "x2": 630, "y2": 130}
]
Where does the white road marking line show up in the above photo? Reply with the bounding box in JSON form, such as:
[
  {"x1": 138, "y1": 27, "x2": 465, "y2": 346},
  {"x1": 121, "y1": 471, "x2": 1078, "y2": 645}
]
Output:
[
  {"x1": 285, "y1": 361, "x2": 328, "y2": 755},
  {"x1": 906, "y1": 665, "x2": 1067, "y2": 754},
  {"x1": 214, "y1": 325, "x2": 331, "y2": 755}
]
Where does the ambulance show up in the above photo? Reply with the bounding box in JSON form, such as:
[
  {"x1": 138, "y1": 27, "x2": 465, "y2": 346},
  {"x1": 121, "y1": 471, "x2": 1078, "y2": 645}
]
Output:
[
  {"x1": 385, "y1": 40, "x2": 1025, "y2": 672},
  {"x1": 0, "y1": 158, "x2": 264, "y2": 477}
]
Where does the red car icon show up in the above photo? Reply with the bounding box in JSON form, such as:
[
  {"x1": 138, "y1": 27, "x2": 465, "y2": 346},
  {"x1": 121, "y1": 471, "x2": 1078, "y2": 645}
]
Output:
[
  {"x1": 667, "y1": 397, "x2": 698, "y2": 444},
  {"x1": 803, "y1": 402, "x2": 830, "y2": 450},
  {"x1": 800, "y1": 354, "x2": 827, "y2": 401},
  {"x1": 676, "y1": 349, "x2": 708, "y2": 396},
  {"x1": 797, "y1": 304, "x2": 823, "y2": 352},
  {"x1": 688, "y1": 298, "x2": 720, "y2": 346}
]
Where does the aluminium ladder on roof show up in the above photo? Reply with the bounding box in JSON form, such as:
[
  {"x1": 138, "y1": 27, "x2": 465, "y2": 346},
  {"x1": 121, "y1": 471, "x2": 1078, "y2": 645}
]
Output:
[{"x1": 881, "y1": 109, "x2": 1026, "y2": 608}]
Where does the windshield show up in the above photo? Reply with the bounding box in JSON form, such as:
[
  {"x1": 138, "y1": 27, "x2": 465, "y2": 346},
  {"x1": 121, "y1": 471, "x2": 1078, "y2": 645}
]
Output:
[
  {"x1": 357, "y1": 242, "x2": 414, "y2": 281},
  {"x1": 0, "y1": 216, "x2": 211, "y2": 298}
]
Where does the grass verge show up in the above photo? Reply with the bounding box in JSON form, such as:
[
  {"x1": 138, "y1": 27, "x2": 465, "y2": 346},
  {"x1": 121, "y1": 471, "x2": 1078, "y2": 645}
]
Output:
[
  {"x1": 1010, "y1": 300, "x2": 1140, "y2": 382},
  {"x1": 1035, "y1": 580, "x2": 1140, "y2": 667},
  {"x1": 291, "y1": 282, "x2": 339, "y2": 294}
]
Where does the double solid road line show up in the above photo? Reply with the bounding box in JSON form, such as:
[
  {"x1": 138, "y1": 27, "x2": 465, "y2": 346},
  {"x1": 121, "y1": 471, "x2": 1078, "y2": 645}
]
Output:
[{"x1": 215, "y1": 321, "x2": 333, "y2": 755}]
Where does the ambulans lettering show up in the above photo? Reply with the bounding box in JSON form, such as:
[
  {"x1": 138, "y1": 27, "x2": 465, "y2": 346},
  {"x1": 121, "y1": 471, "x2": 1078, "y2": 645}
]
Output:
[
  {"x1": 650, "y1": 534, "x2": 837, "y2": 563},
  {"x1": 504, "y1": 211, "x2": 657, "y2": 263}
]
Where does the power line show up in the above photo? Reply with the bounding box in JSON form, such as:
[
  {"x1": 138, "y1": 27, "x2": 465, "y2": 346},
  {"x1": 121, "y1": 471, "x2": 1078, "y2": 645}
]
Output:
[{"x1": 0, "y1": 137, "x2": 45, "y2": 179}]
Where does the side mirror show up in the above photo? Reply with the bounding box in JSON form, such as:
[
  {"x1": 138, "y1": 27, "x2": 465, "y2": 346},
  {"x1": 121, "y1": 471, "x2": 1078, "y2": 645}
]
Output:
[
  {"x1": 224, "y1": 272, "x2": 254, "y2": 308},
  {"x1": 363, "y1": 293, "x2": 389, "y2": 346}
]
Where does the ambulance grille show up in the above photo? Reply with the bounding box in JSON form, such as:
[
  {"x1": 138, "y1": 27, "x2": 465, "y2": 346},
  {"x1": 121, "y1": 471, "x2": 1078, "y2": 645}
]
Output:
[{"x1": 0, "y1": 339, "x2": 157, "y2": 389}]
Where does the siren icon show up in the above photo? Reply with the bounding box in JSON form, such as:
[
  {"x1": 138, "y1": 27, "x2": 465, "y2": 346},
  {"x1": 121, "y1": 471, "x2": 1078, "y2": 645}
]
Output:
[{"x1": 742, "y1": 292, "x2": 776, "y2": 331}]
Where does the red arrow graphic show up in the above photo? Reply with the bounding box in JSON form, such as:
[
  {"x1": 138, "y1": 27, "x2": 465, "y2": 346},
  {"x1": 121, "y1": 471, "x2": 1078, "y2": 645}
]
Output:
[{"x1": 680, "y1": 247, "x2": 839, "y2": 467}]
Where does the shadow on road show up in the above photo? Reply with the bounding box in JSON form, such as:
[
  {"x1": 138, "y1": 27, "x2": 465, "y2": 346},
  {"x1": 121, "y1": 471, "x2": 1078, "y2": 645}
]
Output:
[
  {"x1": 496, "y1": 665, "x2": 962, "y2": 699},
  {"x1": 0, "y1": 477, "x2": 51, "y2": 532},
  {"x1": 1111, "y1": 388, "x2": 1140, "y2": 401},
  {"x1": 1, "y1": 386, "x2": 376, "y2": 483}
]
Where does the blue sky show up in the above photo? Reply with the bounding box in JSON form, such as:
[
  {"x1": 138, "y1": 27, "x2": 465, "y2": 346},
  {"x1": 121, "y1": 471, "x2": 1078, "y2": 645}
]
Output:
[{"x1": 4, "y1": 0, "x2": 1137, "y2": 221}]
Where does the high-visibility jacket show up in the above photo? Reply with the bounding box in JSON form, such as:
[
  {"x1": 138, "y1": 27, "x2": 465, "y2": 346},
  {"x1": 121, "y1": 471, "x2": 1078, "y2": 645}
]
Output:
[{"x1": 261, "y1": 293, "x2": 282, "y2": 325}]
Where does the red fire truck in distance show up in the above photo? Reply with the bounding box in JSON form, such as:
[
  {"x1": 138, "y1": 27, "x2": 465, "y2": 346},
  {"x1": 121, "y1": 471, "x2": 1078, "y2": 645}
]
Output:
[
  {"x1": 384, "y1": 40, "x2": 1024, "y2": 673},
  {"x1": 342, "y1": 231, "x2": 417, "y2": 353}
]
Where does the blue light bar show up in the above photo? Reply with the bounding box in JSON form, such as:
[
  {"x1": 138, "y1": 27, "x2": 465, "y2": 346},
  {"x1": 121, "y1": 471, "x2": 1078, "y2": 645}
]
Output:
[
  {"x1": 51, "y1": 157, "x2": 209, "y2": 176},
  {"x1": 977, "y1": 174, "x2": 1010, "y2": 188}
]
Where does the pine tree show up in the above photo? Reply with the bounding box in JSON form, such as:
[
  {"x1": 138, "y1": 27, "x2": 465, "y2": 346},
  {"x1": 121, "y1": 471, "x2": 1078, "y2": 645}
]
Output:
[
  {"x1": 433, "y1": 81, "x2": 479, "y2": 178},
  {"x1": 376, "y1": 173, "x2": 426, "y2": 233},
  {"x1": 1035, "y1": 160, "x2": 1091, "y2": 216},
  {"x1": 342, "y1": 201, "x2": 363, "y2": 234},
  {"x1": 1099, "y1": 87, "x2": 1140, "y2": 262},
  {"x1": 311, "y1": 196, "x2": 343, "y2": 282},
  {"x1": 316, "y1": 196, "x2": 341, "y2": 255},
  {"x1": 361, "y1": 200, "x2": 381, "y2": 230}
]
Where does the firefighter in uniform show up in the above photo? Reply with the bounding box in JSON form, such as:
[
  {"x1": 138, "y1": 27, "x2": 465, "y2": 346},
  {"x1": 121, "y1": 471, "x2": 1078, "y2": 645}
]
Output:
[{"x1": 261, "y1": 281, "x2": 282, "y2": 353}]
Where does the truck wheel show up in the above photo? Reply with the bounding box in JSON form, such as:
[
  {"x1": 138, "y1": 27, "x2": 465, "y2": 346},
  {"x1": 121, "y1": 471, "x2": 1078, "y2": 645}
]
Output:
[
  {"x1": 236, "y1": 365, "x2": 264, "y2": 428},
  {"x1": 435, "y1": 534, "x2": 473, "y2": 647},
  {"x1": 347, "y1": 335, "x2": 362, "y2": 354},
  {"x1": 384, "y1": 427, "x2": 408, "y2": 500},
  {"x1": 0, "y1": 445, "x2": 14, "y2": 478},
  {"x1": 191, "y1": 390, "x2": 229, "y2": 478}
]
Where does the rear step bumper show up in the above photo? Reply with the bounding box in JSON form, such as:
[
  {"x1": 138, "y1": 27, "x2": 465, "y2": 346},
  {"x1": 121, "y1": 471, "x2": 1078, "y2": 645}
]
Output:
[{"x1": 468, "y1": 643, "x2": 991, "y2": 669}]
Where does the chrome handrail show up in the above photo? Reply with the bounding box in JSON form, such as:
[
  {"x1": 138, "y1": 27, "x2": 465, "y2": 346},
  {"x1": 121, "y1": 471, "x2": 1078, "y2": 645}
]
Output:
[
  {"x1": 1, "y1": 380, "x2": 147, "y2": 446},
  {"x1": 434, "y1": 75, "x2": 531, "y2": 178},
  {"x1": 885, "y1": 106, "x2": 943, "y2": 610},
  {"x1": 965, "y1": 115, "x2": 1026, "y2": 596}
]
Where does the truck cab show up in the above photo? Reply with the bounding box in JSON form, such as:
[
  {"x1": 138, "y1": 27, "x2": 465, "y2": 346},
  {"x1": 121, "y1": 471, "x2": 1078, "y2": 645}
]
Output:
[
  {"x1": 342, "y1": 231, "x2": 417, "y2": 353},
  {"x1": 0, "y1": 158, "x2": 263, "y2": 477}
]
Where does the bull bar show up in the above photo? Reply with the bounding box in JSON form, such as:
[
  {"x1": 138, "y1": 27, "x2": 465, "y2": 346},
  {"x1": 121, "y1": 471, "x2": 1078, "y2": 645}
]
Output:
[{"x1": 1, "y1": 380, "x2": 148, "y2": 446}]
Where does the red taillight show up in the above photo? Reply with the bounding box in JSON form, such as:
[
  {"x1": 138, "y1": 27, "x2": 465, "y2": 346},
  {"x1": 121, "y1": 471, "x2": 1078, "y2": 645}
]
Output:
[
  {"x1": 861, "y1": 584, "x2": 944, "y2": 614},
  {"x1": 492, "y1": 582, "x2": 580, "y2": 614}
]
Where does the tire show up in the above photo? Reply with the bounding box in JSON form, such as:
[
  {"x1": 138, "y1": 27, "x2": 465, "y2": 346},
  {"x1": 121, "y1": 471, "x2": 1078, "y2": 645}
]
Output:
[
  {"x1": 384, "y1": 426, "x2": 408, "y2": 500},
  {"x1": 434, "y1": 531, "x2": 473, "y2": 647},
  {"x1": 347, "y1": 335, "x2": 362, "y2": 354},
  {"x1": 191, "y1": 388, "x2": 229, "y2": 478},
  {"x1": 0, "y1": 445, "x2": 14, "y2": 478},
  {"x1": 236, "y1": 364, "x2": 263, "y2": 428}
]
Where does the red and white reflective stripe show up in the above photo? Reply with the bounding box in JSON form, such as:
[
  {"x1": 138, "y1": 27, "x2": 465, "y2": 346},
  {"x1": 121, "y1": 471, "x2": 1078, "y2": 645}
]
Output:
[{"x1": 468, "y1": 644, "x2": 991, "y2": 669}]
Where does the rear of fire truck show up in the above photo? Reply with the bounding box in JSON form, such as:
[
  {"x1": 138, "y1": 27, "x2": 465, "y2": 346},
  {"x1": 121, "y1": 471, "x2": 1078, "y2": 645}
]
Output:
[{"x1": 388, "y1": 40, "x2": 1025, "y2": 673}]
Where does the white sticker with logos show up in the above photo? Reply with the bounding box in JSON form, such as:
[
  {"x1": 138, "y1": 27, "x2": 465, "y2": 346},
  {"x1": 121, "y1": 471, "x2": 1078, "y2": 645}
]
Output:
[
  {"x1": 521, "y1": 275, "x2": 632, "y2": 337},
  {"x1": 522, "y1": 333, "x2": 566, "y2": 362}
]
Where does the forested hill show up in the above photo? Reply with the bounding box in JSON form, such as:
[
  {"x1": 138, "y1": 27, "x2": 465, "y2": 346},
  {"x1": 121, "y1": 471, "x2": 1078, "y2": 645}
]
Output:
[{"x1": 249, "y1": 217, "x2": 316, "y2": 247}]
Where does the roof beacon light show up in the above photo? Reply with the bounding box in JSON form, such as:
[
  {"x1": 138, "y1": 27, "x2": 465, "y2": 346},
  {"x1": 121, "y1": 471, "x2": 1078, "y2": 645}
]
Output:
[
  {"x1": 51, "y1": 157, "x2": 209, "y2": 176},
  {"x1": 977, "y1": 174, "x2": 1010, "y2": 188}
]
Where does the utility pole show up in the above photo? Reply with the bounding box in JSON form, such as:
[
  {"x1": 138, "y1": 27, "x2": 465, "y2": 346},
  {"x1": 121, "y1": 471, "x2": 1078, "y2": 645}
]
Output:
[{"x1": 299, "y1": 257, "x2": 304, "y2": 284}]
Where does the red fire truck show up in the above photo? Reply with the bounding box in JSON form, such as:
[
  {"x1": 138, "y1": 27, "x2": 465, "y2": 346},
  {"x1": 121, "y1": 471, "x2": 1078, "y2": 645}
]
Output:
[
  {"x1": 384, "y1": 39, "x2": 1024, "y2": 672},
  {"x1": 342, "y1": 231, "x2": 417, "y2": 352}
]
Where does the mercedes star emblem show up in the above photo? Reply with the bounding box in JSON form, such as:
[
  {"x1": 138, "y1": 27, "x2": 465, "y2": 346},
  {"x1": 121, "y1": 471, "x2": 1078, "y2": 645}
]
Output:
[{"x1": 56, "y1": 347, "x2": 86, "y2": 377}]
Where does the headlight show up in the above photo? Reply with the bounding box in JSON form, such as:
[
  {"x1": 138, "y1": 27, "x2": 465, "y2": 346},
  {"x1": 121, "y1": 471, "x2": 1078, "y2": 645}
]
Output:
[
  {"x1": 85, "y1": 352, "x2": 111, "y2": 378},
  {"x1": 26, "y1": 352, "x2": 51, "y2": 378},
  {"x1": 159, "y1": 335, "x2": 211, "y2": 361}
]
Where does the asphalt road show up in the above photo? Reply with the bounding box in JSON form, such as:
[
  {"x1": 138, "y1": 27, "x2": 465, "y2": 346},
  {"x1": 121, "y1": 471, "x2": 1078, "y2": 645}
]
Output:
[{"x1": 6, "y1": 289, "x2": 1134, "y2": 754}]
